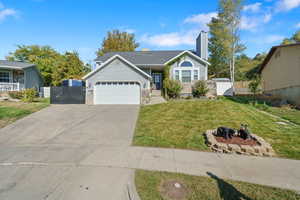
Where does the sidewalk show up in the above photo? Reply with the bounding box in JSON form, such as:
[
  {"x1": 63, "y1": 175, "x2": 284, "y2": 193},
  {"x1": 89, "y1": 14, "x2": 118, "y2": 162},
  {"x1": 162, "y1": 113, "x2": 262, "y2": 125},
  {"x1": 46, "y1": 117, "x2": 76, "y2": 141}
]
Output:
[{"x1": 80, "y1": 146, "x2": 300, "y2": 192}]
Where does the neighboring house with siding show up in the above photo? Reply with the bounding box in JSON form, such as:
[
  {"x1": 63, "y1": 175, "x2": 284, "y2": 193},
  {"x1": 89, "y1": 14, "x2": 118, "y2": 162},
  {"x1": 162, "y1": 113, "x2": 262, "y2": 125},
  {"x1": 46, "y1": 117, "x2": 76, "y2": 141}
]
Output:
[
  {"x1": 0, "y1": 60, "x2": 43, "y2": 92},
  {"x1": 259, "y1": 43, "x2": 300, "y2": 106},
  {"x1": 83, "y1": 31, "x2": 210, "y2": 105}
]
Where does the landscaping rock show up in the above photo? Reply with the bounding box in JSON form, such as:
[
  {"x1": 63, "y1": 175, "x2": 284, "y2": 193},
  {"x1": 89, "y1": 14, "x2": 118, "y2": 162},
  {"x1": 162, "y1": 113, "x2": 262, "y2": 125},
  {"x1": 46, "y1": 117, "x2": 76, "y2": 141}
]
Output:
[
  {"x1": 228, "y1": 144, "x2": 241, "y2": 152},
  {"x1": 205, "y1": 129, "x2": 275, "y2": 157}
]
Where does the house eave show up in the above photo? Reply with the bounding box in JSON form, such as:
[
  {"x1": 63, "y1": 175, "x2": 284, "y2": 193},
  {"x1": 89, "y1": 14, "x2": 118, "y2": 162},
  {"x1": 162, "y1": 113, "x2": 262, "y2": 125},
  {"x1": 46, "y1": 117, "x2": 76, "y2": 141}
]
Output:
[
  {"x1": 164, "y1": 50, "x2": 211, "y2": 66},
  {"x1": 83, "y1": 55, "x2": 152, "y2": 80}
]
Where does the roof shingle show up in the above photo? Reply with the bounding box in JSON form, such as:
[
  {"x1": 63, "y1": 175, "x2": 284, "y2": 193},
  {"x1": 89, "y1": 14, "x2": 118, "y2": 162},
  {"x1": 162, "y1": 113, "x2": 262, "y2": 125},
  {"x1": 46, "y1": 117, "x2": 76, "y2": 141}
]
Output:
[
  {"x1": 95, "y1": 50, "x2": 185, "y2": 65},
  {"x1": 0, "y1": 60, "x2": 35, "y2": 69}
]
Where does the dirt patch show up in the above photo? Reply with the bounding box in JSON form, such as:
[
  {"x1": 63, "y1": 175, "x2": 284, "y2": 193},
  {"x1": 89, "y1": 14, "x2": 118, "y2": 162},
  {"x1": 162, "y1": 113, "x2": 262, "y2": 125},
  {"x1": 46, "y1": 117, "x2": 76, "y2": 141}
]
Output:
[
  {"x1": 160, "y1": 180, "x2": 189, "y2": 200},
  {"x1": 215, "y1": 135, "x2": 259, "y2": 146}
]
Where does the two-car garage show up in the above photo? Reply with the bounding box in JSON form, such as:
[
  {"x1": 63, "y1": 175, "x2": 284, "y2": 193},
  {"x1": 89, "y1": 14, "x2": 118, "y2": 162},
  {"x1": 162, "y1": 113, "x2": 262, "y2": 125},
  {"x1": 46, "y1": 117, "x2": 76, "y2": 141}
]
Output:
[
  {"x1": 94, "y1": 82, "x2": 141, "y2": 105},
  {"x1": 83, "y1": 55, "x2": 151, "y2": 105}
]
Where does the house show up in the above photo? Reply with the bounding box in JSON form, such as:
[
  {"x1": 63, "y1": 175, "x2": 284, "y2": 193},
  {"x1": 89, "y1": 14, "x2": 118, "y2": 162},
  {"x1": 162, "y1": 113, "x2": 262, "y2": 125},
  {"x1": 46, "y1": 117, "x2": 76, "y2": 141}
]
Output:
[
  {"x1": 0, "y1": 60, "x2": 43, "y2": 92},
  {"x1": 83, "y1": 31, "x2": 210, "y2": 105},
  {"x1": 259, "y1": 43, "x2": 300, "y2": 107}
]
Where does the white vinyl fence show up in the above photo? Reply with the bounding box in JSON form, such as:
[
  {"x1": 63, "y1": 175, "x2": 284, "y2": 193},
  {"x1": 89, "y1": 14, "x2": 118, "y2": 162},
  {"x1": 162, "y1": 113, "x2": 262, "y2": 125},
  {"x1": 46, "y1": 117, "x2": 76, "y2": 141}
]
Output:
[
  {"x1": 212, "y1": 78, "x2": 233, "y2": 96},
  {"x1": 40, "y1": 87, "x2": 50, "y2": 98}
]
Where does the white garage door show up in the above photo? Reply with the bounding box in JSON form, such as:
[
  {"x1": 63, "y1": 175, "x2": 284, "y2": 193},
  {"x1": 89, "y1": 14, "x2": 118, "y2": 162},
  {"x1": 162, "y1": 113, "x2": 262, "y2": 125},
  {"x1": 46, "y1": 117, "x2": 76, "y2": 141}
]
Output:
[{"x1": 94, "y1": 82, "x2": 140, "y2": 105}]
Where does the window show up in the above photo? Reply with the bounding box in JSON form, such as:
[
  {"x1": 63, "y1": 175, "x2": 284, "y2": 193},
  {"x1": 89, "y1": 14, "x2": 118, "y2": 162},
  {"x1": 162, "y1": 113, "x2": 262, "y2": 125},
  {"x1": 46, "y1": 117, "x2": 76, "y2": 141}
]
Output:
[
  {"x1": 181, "y1": 70, "x2": 191, "y2": 82},
  {"x1": 0, "y1": 71, "x2": 10, "y2": 83},
  {"x1": 175, "y1": 70, "x2": 180, "y2": 80},
  {"x1": 194, "y1": 70, "x2": 199, "y2": 80},
  {"x1": 180, "y1": 61, "x2": 193, "y2": 67}
]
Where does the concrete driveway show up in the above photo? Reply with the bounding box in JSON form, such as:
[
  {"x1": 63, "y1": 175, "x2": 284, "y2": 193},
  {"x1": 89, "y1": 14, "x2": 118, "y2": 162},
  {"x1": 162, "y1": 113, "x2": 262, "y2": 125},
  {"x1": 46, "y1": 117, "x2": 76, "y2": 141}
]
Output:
[{"x1": 0, "y1": 104, "x2": 139, "y2": 200}]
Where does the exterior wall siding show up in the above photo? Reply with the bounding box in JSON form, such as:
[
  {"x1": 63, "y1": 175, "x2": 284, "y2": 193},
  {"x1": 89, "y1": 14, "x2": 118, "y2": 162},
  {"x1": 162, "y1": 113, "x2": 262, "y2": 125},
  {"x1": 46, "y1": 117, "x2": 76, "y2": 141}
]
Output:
[
  {"x1": 85, "y1": 58, "x2": 151, "y2": 104},
  {"x1": 23, "y1": 67, "x2": 43, "y2": 90},
  {"x1": 261, "y1": 45, "x2": 300, "y2": 106},
  {"x1": 262, "y1": 45, "x2": 300, "y2": 91},
  {"x1": 169, "y1": 54, "x2": 207, "y2": 94}
]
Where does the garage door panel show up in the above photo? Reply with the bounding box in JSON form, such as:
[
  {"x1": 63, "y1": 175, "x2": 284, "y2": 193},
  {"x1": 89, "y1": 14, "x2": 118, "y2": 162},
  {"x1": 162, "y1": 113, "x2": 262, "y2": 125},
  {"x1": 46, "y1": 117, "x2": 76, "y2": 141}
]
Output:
[{"x1": 94, "y1": 82, "x2": 140, "y2": 105}]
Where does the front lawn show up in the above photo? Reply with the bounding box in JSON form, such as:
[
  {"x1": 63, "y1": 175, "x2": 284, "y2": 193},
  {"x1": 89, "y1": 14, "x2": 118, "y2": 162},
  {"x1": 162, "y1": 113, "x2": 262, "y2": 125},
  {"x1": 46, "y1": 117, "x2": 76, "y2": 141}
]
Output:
[
  {"x1": 227, "y1": 96, "x2": 300, "y2": 125},
  {"x1": 135, "y1": 170, "x2": 300, "y2": 200},
  {"x1": 133, "y1": 98, "x2": 300, "y2": 160},
  {"x1": 0, "y1": 98, "x2": 49, "y2": 128}
]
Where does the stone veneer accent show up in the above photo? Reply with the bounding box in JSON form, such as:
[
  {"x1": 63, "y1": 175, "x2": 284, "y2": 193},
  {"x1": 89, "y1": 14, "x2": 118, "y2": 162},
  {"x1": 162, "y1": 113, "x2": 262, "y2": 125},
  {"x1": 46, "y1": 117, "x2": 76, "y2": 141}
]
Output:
[{"x1": 204, "y1": 129, "x2": 275, "y2": 157}]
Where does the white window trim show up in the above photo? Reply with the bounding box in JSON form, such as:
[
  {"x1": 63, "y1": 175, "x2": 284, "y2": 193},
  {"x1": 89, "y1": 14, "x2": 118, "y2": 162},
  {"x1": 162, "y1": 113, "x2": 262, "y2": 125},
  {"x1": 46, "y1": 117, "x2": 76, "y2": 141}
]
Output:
[
  {"x1": 173, "y1": 67, "x2": 200, "y2": 82},
  {"x1": 179, "y1": 60, "x2": 194, "y2": 67},
  {"x1": 194, "y1": 69, "x2": 199, "y2": 81},
  {"x1": 0, "y1": 70, "x2": 12, "y2": 83}
]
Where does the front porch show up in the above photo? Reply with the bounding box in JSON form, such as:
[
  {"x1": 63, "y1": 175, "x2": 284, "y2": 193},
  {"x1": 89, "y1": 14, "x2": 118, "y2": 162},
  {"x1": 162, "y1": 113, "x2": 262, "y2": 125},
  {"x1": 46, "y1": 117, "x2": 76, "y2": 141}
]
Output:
[
  {"x1": 0, "y1": 82, "x2": 25, "y2": 92},
  {"x1": 0, "y1": 69, "x2": 25, "y2": 92}
]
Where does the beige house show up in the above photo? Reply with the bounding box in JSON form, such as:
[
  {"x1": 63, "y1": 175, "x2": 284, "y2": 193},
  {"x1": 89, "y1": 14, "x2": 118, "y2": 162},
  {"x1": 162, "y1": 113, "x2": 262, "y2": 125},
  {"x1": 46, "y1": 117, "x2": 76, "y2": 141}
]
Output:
[{"x1": 259, "y1": 43, "x2": 300, "y2": 106}]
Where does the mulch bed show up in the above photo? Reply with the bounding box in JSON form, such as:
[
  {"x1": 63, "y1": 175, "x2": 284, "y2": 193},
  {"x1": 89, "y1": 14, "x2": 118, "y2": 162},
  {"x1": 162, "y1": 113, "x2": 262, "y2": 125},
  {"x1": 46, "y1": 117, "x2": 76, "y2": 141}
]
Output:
[{"x1": 215, "y1": 135, "x2": 259, "y2": 146}]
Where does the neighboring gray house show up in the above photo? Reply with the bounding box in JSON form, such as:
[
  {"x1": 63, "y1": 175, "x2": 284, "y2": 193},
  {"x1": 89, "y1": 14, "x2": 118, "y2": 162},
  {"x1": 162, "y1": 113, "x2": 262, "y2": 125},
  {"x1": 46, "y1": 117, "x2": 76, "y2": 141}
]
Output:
[
  {"x1": 0, "y1": 60, "x2": 43, "y2": 92},
  {"x1": 83, "y1": 31, "x2": 210, "y2": 105}
]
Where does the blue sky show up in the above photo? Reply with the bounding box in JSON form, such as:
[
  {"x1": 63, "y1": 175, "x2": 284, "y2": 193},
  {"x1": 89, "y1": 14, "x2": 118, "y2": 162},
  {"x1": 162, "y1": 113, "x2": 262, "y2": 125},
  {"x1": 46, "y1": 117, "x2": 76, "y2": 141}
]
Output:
[{"x1": 1, "y1": 0, "x2": 300, "y2": 64}]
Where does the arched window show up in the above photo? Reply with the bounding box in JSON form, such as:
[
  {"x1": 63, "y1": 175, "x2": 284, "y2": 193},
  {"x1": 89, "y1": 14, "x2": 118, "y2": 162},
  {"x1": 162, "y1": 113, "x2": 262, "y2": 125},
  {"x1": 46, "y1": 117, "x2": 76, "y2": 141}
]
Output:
[{"x1": 180, "y1": 61, "x2": 193, "y2": 67}]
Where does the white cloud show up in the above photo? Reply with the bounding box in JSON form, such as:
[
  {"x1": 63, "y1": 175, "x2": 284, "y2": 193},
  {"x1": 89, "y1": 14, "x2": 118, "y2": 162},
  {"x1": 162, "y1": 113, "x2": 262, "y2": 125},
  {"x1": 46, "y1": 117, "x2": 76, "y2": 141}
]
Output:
[
  {"x1": 0, "y1": 8, "x2": 17, "y2": 21},
  {"x1": 184, "y1": 12, "x2": 217, "y2": 30},
  {"x1": 263, "y1": 14, "x2": 272, "y2": 23},
  {"x1": 124, "y1": 29, "x2": 135, "y2": 34},
  {"x1": 275, "y1": 0, "x2": 300, "y2": 12},
  {"x1": 140, "y1": 29, "x2": 200, "y2": 47},
  {"x1": 240, "y1": 13, "x2": 272, "y2": 31},
  {"x1": 296, "y1": 22, "x2": 300, "y2": 28},
  {"x1": 0, "y1": 2, "x2": 17, "y2": 22},
  {"x1": 140, "y1": 12, "x2": 216, "y2": 47},
  {"x1": 240, "y1": 16, "x2": 259, "y2": 30},
  {"x1": 263, "y1": 35, "x2": 285, "y2": 43},
  {"x1": 243, "y1": 2, "x2": 262, "y2": 12}
]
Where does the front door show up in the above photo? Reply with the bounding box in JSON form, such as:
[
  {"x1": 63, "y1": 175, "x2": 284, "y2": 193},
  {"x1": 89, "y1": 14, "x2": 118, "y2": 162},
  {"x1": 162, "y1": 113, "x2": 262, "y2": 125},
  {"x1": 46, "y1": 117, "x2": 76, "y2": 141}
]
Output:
[{"x1": 152, "y1": 73, "x2": 162, "y2": 90}]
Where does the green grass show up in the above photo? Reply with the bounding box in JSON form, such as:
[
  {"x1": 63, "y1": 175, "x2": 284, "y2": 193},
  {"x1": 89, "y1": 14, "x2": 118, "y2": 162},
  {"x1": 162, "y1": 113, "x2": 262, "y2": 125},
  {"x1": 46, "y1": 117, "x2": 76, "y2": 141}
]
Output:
[
  {"x1": 0, "y1": 98, "x2": 49, "y2": 128},
  {"x1": 264, "y1": 106, "x2": 300, "y2": 125},
  {"x1": 227, "y1": 96, "x2": 300, "y2": 125},
  {"x1": 133, "y1": 98, "x2": 300, "y2": 160},
  {"x1": 135, "y1": 170, "x2": 300, "y2": 200}
]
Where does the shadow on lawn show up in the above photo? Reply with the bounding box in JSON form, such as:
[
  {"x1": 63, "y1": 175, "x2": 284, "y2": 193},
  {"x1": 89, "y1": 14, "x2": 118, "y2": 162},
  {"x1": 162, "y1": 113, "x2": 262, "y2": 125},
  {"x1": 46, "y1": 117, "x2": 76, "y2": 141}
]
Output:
[{"x1": 207, "y1": 172, "x2": 252, "y2": 200}]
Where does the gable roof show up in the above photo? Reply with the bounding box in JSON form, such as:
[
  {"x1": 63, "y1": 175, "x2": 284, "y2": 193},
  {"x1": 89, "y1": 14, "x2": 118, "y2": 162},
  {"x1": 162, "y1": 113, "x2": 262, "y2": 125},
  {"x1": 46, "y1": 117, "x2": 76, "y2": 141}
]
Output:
[
  {"x1": 95, "y1": 50, "x2": 185, "y2": 66},
  {"x1": 83, "y1": 55, "x2": 152, "y2": 80},
  {"x1": 0, "y1": 60, "x2": 35, "y2": 70},
  {"x1": 259, "y1": 42, "x2": 300, "y2": 73},
  {"x1": 164, "y1": 50, "x2": 210, "y2": 66}
]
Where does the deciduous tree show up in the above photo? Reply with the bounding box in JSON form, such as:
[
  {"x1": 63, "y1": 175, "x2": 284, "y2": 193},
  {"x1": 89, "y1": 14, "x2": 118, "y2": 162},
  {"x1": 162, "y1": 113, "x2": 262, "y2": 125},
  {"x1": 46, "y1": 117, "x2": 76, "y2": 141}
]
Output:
[
  {"x1": 208, "y1": 0, "x2": 245, "y2": 86},
  {"x1": 7, "y1": 45, "x2": 90, "y2": 86},
  {"x1": 97, "y1": 30, "x2": 139, "y2": 56},
  {"x1": 281, "y1": 30, "x2": 300, "y2": 44}
]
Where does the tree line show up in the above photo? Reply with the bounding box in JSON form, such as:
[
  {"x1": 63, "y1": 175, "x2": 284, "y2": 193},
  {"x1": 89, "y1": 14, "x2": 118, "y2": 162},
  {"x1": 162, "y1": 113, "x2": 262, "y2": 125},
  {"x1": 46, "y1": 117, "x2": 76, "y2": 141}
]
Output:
[
  {"x1": 7, "y1": 45, "x2": 91, "y2": 86},
  {"x1": 7, "y1": 0, "x2": 298, "y2": 86}
]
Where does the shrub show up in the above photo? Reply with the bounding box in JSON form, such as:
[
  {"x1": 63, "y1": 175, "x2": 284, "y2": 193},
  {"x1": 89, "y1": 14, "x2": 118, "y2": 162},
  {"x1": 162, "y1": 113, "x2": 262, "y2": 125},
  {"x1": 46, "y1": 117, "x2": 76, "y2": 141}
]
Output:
[
  {"x1": 249, "y1": 76, "x2": 261, "y2": 97},
  {"x1": 163, "y1": 79, "x2": 182, "y2": 99},
  {"x1": 22, "y1": 88, "x2": 37, "y2": 102},
  {"x1": 192, "y1": 80, "x2": 209, "y2": 97},
  {"x1": 8, "y1": 91, "x2": 23, "y2": 99}
]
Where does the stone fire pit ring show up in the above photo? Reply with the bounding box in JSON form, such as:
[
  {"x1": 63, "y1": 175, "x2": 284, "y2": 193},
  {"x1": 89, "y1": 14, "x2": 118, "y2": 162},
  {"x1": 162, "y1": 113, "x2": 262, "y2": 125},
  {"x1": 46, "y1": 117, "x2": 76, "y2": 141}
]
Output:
[{"x1": 205, "y1": 129, "x2": 275, "y2": 157}]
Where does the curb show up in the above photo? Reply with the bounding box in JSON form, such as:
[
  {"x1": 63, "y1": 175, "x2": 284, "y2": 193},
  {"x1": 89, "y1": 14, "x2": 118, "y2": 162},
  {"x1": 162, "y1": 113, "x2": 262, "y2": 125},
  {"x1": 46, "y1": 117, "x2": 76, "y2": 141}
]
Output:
[{"x1": 126, "y1": 170, "x2": 141, "y2": 200}]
